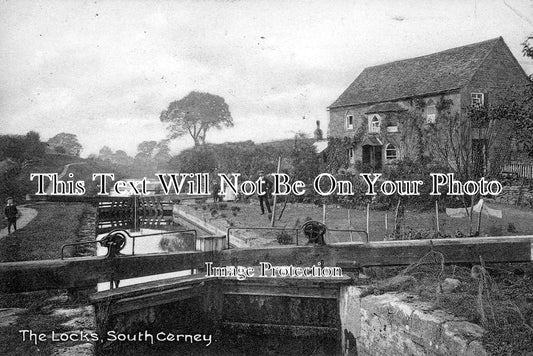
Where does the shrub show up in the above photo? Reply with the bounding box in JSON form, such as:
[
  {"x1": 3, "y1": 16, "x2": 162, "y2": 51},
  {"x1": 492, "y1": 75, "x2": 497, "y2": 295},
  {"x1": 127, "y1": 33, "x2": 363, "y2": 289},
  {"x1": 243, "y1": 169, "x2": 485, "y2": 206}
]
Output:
[
  {"x1": 159, "y1": 232, "x2": 195, "y2": 252},
  {"x1": 488, "y1": 224, "x2": 504, "y2": 236},
  {"x1": 507, "y1": 223, "x2": 517, "y2": 233},
  {"x1": 276, "y1": 230, "x2": 293, "y2": 245}
]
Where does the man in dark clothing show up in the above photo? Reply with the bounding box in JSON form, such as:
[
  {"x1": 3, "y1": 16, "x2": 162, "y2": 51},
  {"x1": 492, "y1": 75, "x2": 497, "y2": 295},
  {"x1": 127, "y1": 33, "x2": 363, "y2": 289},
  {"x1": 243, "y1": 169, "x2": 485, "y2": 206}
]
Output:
[
  {"x1": 212, "y1": 181, "x2": 221, "y2": 203},
  {"x1": 257, "y1": 170, "x2": 272, "y2": 215},
  {"x1": 4, "y1": 197, "x2": 18, "y2": 234}
]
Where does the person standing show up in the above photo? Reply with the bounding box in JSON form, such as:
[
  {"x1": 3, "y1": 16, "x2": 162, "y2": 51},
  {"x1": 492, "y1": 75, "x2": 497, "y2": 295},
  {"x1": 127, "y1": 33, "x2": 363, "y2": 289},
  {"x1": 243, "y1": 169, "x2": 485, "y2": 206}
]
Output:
[
  {"x1": 212, "y1": 180, "x2": 220, "y2": 203},
  {"x1": 4, "y1": 197, "x2": 18, "y2": 234},
  {"x1": 257, "y1": 170, "x2": 272, "y2": 215}
]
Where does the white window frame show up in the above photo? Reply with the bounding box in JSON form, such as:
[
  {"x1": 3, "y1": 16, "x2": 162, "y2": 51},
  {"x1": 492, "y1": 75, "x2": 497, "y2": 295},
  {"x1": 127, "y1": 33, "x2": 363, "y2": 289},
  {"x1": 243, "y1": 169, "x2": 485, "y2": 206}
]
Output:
[
  {"x1": 385, "y1": 144, "x2": 397, "y2": 160},
  {"x1": 426, "y1": 104, "x2": 437, "y2": 124},
  {"x1": 345, "y1": 115, "x2": 354, "y2": 130},
  {"x1": 471, "y1": 93, "x2": 484, "y2": 107},
  {"x1": 369, "y1": 115, "x2": 380, "y2": 133}
]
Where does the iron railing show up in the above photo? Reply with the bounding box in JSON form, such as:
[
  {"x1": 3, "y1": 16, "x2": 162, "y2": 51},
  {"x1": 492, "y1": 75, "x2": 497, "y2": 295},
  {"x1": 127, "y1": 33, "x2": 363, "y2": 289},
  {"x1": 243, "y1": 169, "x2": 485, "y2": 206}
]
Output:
[
  {"x1": 61, "y1": 229, "x2": 198, "y2": 259},
  {"x1": 225, "y1": 226, "x2": 369, "y2": 249}
]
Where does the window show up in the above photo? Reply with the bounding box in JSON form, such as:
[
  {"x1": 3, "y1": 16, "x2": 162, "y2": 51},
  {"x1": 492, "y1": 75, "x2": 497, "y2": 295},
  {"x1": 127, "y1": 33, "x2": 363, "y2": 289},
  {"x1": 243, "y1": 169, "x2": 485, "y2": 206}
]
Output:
[
  {"x1": 369, "y1": 115, "x2": 380, "y2": 133},
  {"x1": 426, "y1": 104, "x2": 437, "y2": 124},
  {"x1": 346, "y1": 115, "x2": 354, "y2": 130},
  {"x1": 348, "y1": 148, "x2": 355, "y2": 164},
  {"x1": 385, "y1": 144, "x2": 397, "y2": 160},
  {"x1": 471, "y1": 93, "x2": 484, "y2": 107}
]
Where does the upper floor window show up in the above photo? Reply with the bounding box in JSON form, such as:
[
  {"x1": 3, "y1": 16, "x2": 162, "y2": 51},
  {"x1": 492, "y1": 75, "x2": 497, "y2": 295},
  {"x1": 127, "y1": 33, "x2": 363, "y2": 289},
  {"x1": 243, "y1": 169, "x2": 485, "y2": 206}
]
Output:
[
  {"x1": 426, "y1": 104, "x2": 437, "y2": 124},
  {"x1": 385, "y1": 144, "x2": 397, "y2": 160},
  {"x1": 346, "y1": 115, "x2": 354, "y2": 130},
  {"x1": 369, "y1": 115, "x2": 380, "y2": 133},
  {"x1": 471, "y1": 93, "x2": 484, "y2": 107}
]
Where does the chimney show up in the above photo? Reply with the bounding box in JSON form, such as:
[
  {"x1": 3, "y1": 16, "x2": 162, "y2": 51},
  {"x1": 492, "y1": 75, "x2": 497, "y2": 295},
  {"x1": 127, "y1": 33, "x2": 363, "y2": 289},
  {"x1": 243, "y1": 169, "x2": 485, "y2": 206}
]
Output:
[{"x1": 314, "y1": 120, "x2": 323, "y2": 140}]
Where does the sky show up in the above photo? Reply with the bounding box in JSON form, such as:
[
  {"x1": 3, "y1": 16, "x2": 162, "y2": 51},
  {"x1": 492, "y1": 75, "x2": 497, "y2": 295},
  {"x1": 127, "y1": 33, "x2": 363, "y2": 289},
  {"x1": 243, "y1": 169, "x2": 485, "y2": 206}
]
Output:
[{"x1": 1, "y1": 0, "x2": 532, "y2": 157}]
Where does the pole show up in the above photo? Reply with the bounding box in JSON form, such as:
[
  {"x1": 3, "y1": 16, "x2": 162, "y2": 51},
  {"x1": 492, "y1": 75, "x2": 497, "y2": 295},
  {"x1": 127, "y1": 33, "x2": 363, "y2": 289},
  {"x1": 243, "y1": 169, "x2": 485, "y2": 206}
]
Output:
[
  {"x1": 348, "y1": 209, "x2": 353, "y2": 241},
  {"x1": 476, "y1": 200, "x2": 484, "y2": 235},
  {"x1": 435, "y1": 200, "x2": 440, "y2": 234},
  {"x1": 270, "y1": 156, "x2": 281, "y2": 227},
  {"x1": 385, "y1": 213, "x2": 388, "y2": 234},
  {"x1": 366, "y1": 203, "x2": 370, "y2": 237},
  {"x1": 322, "y1": 202, "x2": 326, "y2": 224}
]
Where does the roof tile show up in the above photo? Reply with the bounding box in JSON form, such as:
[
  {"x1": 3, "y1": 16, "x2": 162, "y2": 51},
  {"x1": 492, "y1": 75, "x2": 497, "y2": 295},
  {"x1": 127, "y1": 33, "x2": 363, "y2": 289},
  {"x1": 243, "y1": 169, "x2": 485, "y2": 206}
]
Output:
[{"x1": 330, "y1": 37, "x2": 502, "y2": 108}]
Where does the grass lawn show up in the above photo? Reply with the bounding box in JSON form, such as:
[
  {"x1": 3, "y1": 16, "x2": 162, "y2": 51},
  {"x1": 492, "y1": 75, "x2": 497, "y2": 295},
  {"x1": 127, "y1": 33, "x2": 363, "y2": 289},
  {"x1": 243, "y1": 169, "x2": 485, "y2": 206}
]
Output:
[
  {"x1": 181, "y1": 199, "x2": 533, "y2": 244},
  {"x1": 0, "y1": 202, "x2": 92, "y2": 262}
]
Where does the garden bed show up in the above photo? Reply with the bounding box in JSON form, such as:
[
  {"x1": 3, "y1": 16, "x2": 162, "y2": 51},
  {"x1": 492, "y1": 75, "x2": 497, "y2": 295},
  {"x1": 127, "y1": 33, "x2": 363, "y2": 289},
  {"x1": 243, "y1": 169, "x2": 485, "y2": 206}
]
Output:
[{"x1": 179, "y1": 199, "x2": 533, "y2": 244}]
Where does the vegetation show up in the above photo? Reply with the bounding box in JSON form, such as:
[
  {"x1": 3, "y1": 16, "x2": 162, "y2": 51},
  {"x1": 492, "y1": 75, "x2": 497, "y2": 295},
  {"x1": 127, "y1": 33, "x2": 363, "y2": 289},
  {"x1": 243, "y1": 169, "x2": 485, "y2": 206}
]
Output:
[
  {"x1": 0, "y1": 202, "x2": 91, "y2": 262},
  {"x1": 363, "y1": 259, "x2": 533, "y2": 355},
  {"x1": 160, "y1": 91, "x2": 234, "y2": 146},
  {"x1": 47, "y1": 132, "x2": 83, "y2": 157}
]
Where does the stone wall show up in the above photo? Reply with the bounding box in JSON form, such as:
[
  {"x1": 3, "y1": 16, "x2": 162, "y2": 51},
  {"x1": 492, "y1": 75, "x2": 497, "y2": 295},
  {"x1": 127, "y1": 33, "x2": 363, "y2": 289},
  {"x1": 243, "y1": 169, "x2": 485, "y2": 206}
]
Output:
[{"x1": 355, "y1": 292, "x2": 487, "y2": 356}]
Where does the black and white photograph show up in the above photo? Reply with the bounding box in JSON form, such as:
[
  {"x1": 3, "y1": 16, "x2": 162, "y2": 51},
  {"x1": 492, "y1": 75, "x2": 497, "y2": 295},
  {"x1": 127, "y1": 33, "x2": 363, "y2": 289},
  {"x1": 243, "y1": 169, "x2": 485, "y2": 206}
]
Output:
[{"x1": 1, "y1": 0, "x2": 532, "y2": 355}]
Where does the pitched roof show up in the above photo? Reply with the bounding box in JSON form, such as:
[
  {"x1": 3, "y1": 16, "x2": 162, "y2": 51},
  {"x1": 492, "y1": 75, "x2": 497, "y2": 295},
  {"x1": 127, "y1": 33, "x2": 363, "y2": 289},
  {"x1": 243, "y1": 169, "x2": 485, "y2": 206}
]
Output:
[{"x1": 330, "y1": 37, "x2": 503, "y2": 108}]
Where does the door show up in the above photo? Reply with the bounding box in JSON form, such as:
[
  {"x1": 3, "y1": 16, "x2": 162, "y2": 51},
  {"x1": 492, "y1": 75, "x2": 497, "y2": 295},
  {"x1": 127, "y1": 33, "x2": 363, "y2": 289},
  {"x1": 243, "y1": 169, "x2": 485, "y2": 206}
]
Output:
[{"x1": 362, "y1": 145, "x2": 382, "y2": 171}]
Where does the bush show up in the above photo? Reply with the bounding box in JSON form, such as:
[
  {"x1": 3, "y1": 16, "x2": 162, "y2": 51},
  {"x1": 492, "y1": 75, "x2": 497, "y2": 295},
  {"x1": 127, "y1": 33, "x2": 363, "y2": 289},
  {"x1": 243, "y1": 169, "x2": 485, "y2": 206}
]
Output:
[
  {"x1": 159, "y1": 232, "x2": 195, "y2": 252},
  {"x1": 488, "y1": 224, "x2": 504, "y2": 236},
  {"x1": 507, "y1": 222, "x2": 517, "y2": 233},
  {"x1": 276, "y1": 230, "x2": 293, "y2": 245}
]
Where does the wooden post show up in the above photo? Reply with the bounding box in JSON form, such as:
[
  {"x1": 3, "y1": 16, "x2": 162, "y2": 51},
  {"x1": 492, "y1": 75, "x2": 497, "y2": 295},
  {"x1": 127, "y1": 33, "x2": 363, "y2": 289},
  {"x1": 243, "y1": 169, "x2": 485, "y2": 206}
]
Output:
[
  {"x1": 270, "y1": 156, "x2": 281, "y2": 227},
  {"x1": 366, "y1": 203, "x2": 370, "y2": 237},
  {"x1": 134, "y1": 195, "x2": 138, "y2": 232},
  {"x1": 348, "y1": 209, "x2": 353, "y2": 241},
  {"x1": 435, "y1": 200, "x2": 440, "y2": 234},
  {"x1": 476, "y1": 200, "x2": 484, "y2": 235}
]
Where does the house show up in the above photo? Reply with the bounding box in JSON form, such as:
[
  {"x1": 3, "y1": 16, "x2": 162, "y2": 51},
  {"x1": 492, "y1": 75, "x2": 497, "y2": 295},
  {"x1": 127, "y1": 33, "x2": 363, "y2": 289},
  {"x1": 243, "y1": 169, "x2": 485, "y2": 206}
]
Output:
[{"x1": 328, "y1": 37, "x2": 530, "y2": 171}]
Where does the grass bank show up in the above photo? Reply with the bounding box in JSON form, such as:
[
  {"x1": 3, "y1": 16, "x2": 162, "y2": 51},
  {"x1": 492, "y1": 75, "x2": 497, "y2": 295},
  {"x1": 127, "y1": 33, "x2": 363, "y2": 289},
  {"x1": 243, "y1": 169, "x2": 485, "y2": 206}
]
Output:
[{"x1": 0, "y1": 202, "x2": 92, "y2": 262}]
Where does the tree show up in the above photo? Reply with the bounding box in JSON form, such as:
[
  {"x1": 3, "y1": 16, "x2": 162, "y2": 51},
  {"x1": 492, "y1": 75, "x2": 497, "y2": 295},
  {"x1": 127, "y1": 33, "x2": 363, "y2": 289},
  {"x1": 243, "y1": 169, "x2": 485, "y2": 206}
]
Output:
[
  {"x1": 0, "y1": 131, "x2": 45, "y2": 169},
  {"x1": 153, "y1": 140, "x2": 172, "y2": 170},
  {"x1": 48, "y1": 133, "x2": 82, "y2": 156},
  {"x1": 160, "y1": 91, "x2": 233, "y2": 146},
  {"x1": 168, "y1": 147, "x2": 217, "y2": 173},
  {"x1": 98, "y1": 146, "x2": 113, "y2": 161},
  {"x1": 137, "y1": 141, "x2": 158, "y2": 157}
]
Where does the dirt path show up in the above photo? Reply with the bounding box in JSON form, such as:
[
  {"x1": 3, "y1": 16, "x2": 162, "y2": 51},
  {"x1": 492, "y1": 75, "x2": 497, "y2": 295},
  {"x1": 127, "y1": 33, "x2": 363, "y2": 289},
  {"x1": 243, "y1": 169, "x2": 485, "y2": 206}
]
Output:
[{"x1": 0, "y1": 205, "x2": 38, "y2": 240}]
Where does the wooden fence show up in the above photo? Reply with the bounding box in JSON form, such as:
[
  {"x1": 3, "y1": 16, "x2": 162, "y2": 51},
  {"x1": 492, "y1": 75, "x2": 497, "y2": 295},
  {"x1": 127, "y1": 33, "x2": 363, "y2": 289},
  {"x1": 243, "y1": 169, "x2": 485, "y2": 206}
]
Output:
[{"x1": 503, "y1": 162, "x2": 533, "y2": 179}]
